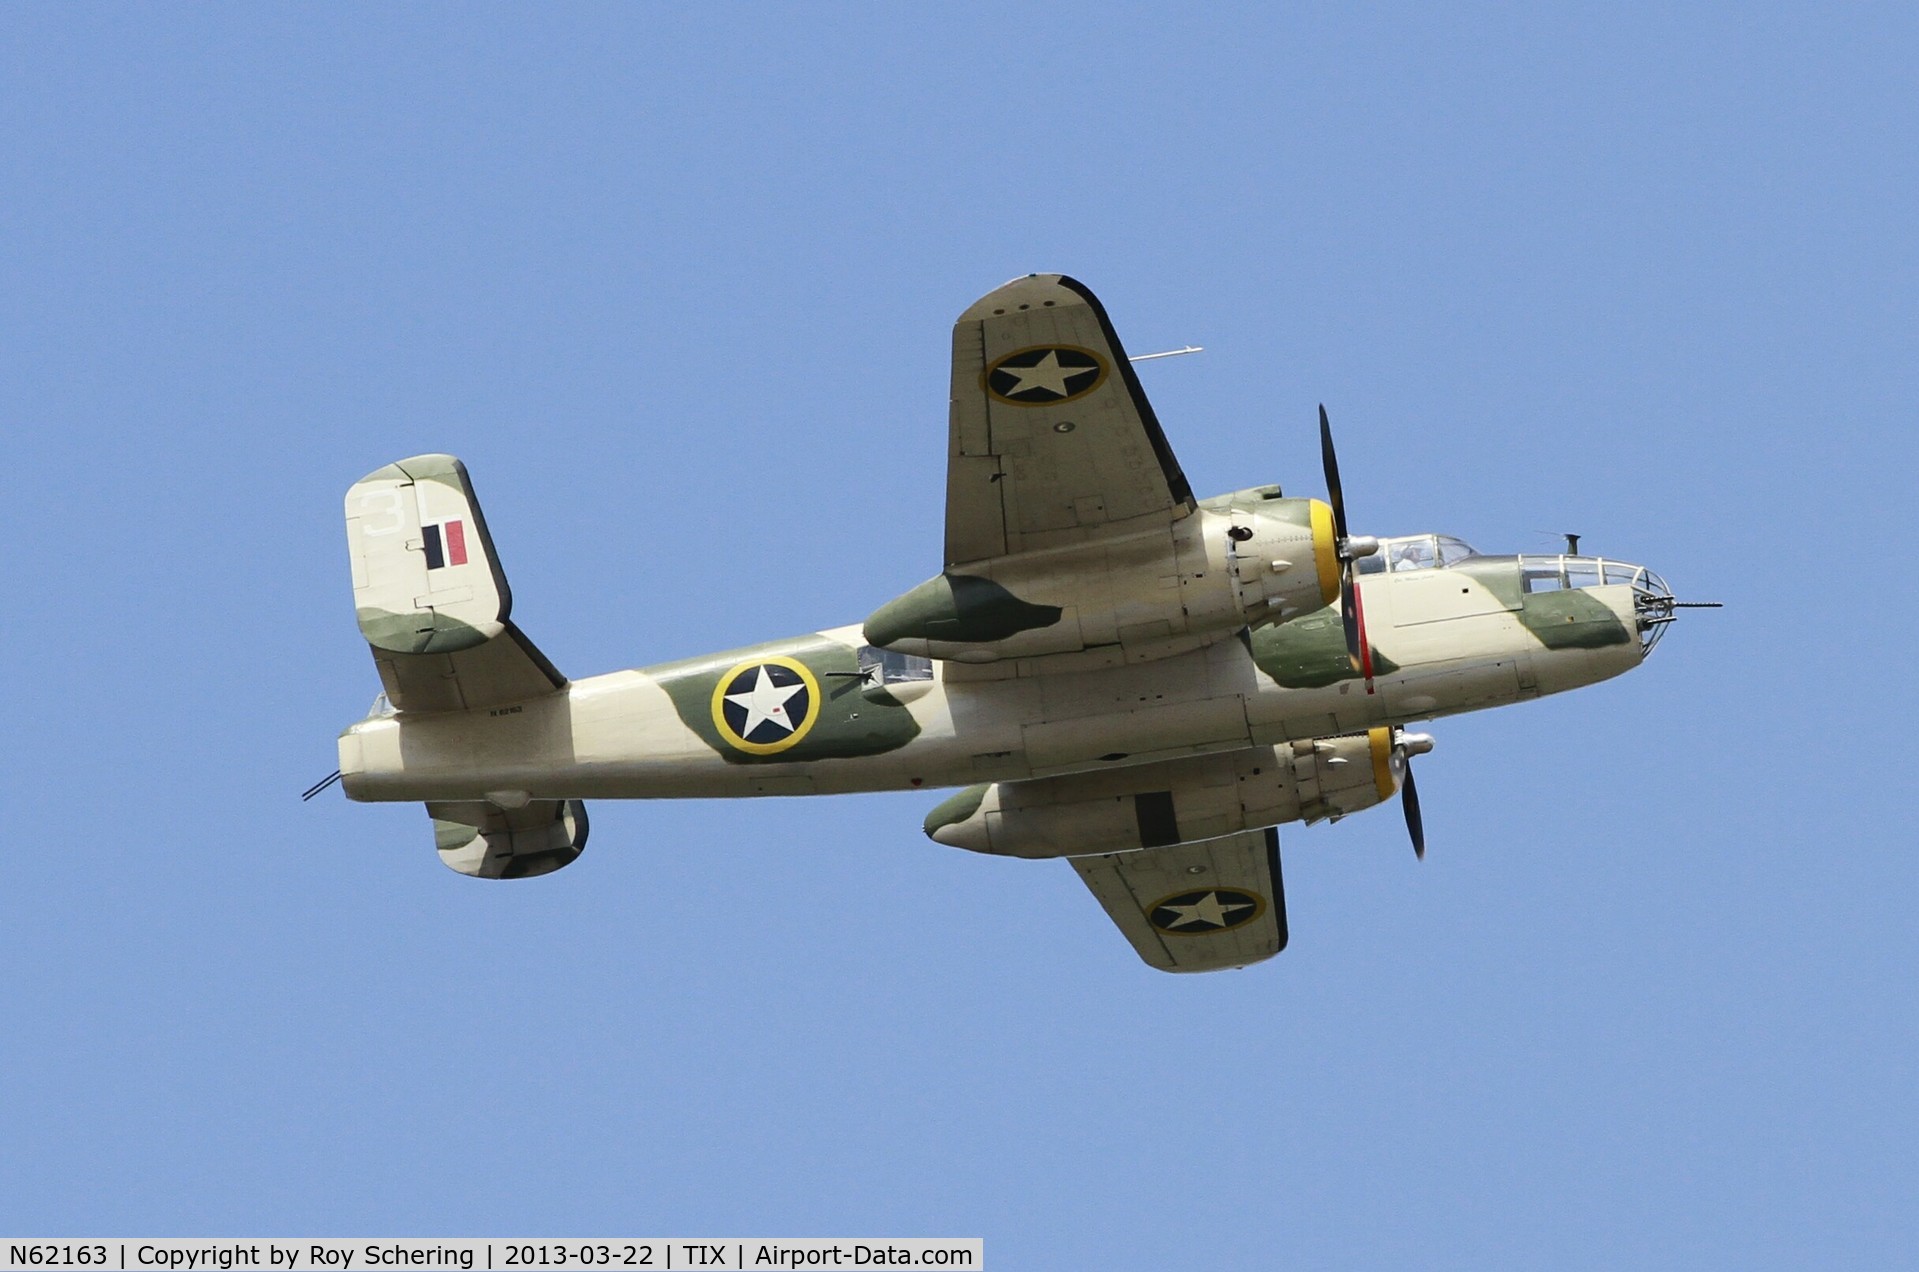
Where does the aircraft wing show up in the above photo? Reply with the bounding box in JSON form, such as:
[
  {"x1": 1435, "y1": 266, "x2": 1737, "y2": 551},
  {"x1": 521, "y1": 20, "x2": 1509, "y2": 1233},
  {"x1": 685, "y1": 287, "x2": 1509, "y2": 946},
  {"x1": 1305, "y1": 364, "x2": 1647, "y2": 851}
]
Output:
[
  {"x1": 1070, "y1": 829, "x2": 1289, "y2": 973},
  {"x1": 945, "y1": 274, "x2": 1196, "y2": 567}
]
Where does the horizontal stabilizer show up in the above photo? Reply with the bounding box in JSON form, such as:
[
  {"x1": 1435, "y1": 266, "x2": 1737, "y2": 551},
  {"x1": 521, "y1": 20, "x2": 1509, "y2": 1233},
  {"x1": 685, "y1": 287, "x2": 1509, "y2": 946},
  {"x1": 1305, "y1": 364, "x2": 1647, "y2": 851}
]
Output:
[
  {"x1": 369, "y1": 626, "x2": 564, "y2": 715},
  {"x1": 344, "y1": 454, "x2": 564, "y2": 713},
  {"x1": 428, "y1": 798, "x2": 589, "y2": 879}
]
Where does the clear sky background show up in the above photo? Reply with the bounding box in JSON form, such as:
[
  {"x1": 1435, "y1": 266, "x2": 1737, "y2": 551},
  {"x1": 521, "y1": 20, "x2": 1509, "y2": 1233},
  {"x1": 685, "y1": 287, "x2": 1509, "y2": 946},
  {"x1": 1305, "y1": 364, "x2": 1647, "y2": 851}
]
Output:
[{"x1": 3, "y1": 4, "x2": 1914, "y2": 1266}]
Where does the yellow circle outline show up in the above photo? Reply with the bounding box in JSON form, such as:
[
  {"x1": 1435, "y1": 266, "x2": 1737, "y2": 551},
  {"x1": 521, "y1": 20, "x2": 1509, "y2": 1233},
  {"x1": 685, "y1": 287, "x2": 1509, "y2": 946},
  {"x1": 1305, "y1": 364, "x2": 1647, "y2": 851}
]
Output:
[
  {"x1": 981, "y1": 343, "x2": 1110, "y2": 407},
  {"x1": 709, "y1": 655, "x2": 823, "y2": 756},
  {"x1": 1143, "y1": 887, "x2": 1268, "y2": 937}
]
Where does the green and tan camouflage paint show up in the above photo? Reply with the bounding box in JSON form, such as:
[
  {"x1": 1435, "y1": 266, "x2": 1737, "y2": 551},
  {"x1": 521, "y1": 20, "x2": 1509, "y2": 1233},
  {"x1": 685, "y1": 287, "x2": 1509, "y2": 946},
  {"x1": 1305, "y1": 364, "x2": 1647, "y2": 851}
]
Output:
[
  {"x1": 650, "y1": 632, "x2": 921, "y2": 764},
  {"x1": 340, "y1": 542, "x2": 1650, "y2": 805}
]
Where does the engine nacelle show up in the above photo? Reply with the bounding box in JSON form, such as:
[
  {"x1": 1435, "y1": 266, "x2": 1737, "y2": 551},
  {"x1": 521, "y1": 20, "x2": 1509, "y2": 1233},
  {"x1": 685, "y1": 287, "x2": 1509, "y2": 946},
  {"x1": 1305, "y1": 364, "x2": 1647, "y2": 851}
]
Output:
[
  {"x1": 864, "y1": 494, "x2": 1340, "y2": 671},
  {"x1": 924, "y1": 729, "x2": 1403, "y2": 858}
]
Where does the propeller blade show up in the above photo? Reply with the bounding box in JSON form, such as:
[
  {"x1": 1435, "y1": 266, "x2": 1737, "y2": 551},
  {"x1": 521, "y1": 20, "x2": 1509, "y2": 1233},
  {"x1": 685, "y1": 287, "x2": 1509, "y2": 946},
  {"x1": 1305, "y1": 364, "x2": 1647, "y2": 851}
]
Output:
[
  {"x1": 1320, "y1": 405, "x2": 1374, "y2": 690},
  {"x1": 1402, "y1": 760, "x2": 1425, "y2": 860},
  {"x1": 1318, "y1": 404, "x2": 1349, "y2": 545}
]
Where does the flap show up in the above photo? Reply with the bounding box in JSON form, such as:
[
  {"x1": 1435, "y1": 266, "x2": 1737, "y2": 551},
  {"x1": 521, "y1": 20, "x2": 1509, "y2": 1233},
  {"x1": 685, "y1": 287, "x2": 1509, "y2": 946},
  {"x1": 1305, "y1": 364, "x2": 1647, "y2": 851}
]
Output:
[{"x1": 1069, "y1": 828, "x2": 1288, "y2": 973}]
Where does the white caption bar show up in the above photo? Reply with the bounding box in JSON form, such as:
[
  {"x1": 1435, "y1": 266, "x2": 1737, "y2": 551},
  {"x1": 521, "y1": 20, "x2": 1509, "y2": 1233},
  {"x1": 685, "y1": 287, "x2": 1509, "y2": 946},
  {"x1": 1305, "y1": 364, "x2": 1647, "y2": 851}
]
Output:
[{"x1": 0, "y1": 1243, "x2": 982, "y2": 1272}]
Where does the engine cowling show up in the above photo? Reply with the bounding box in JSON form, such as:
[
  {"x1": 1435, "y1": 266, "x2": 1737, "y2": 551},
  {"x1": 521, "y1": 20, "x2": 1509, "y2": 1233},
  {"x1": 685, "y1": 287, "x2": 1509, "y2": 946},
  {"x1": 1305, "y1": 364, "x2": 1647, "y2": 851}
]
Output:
[
  {"x1": 924, "y1": 728, "x2": 1404, "y2": 858},
  {"x1": 864, "y1": 495, "x2": 1340, "y2": 670}
]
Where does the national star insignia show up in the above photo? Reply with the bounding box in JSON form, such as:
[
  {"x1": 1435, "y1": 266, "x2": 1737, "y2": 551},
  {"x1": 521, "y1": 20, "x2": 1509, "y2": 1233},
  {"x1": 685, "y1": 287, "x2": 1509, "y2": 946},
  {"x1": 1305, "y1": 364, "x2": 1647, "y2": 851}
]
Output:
[
  {"x1": 987, "y1": 346, "x2": 1105, "y2": 404},
  {"x1": 1149, "y1": 889, "x2": 1262, "y2": 933},
  {"x1": 724, "y1": 665, "x2": 805, "y2": 737}
]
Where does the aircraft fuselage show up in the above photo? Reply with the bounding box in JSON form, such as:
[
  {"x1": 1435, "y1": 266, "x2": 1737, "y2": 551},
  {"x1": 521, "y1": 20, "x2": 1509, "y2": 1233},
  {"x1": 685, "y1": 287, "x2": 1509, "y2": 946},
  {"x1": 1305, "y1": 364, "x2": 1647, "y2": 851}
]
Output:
[{"x1": 338, "y1": 549, "x2": 1652, "y2": 806}]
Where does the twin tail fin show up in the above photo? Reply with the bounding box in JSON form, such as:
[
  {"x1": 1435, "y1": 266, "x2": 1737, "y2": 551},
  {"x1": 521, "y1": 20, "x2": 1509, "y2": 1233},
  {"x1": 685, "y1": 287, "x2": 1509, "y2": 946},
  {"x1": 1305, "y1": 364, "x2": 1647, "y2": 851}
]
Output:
[{"x1": 344, "y1": 453, "x2": 564, "y2": 714}]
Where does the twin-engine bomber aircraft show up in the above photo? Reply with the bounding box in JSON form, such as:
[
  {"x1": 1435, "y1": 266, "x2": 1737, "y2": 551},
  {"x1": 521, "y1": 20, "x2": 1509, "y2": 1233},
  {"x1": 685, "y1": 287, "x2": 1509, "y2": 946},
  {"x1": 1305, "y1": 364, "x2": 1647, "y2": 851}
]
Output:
[{"x1": 332, "y1": 274, "x2": 1705, "y2": 972}]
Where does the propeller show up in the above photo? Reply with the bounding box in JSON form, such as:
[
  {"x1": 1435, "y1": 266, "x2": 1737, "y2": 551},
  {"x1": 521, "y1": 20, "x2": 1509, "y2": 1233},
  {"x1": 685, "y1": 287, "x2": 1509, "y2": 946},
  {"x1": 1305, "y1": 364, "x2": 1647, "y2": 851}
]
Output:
[
  {"x1": 1394, "y1": 729, "x2": 1435, "y2": 860},
  {"x1": 1318, "y1": 405, "x2": 1380, "y2": 692},
  {"x1": 1401, "y1": 760, "x2": 1425, "y2": 860}
]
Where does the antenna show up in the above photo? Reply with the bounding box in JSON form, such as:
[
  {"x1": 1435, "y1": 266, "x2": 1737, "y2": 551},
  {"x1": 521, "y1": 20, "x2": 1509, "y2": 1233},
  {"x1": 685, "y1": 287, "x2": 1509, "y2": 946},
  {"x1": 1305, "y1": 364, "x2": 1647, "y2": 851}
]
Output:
[
  {"x1": 301, "y1": 770, "x2": 343, "y2": 801},
  {"x1": 1128, "y1": 346, "x2": 1203, "y2": 363}
]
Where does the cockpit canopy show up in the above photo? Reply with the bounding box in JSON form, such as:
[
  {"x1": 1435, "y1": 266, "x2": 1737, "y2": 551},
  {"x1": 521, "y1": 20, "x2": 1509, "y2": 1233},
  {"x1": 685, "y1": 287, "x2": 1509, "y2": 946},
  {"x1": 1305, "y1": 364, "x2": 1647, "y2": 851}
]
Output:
[
  {"x1": 1355, "y1": 534, "x2": 1478, "y2": 574},
  {"x1": 1519, "y1": 556, "x2": 1658, "y2": 593}
]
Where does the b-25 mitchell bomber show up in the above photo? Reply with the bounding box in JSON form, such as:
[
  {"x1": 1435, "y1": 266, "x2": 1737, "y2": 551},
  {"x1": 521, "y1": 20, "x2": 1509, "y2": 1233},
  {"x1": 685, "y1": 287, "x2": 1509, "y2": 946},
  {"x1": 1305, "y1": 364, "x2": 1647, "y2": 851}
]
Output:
[{"x1": 331, "y1": 274, "x2": 1705, "y2": 972}]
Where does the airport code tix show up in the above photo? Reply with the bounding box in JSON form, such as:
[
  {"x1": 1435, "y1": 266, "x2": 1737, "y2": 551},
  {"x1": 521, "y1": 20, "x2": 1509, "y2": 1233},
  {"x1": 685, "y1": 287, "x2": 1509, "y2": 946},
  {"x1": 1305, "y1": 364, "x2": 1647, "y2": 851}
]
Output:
[{"x1": 0, "y1": 1244, "x2": 981, "y2": 1272}]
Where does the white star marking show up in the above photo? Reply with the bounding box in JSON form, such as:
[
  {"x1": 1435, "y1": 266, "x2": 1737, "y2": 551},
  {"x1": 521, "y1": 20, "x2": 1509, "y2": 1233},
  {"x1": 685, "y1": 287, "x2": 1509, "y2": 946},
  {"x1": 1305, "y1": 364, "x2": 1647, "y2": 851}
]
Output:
[
  {"x1": 1158, "y1": 891, "x2": 1255, "y2": 929},
  {"x1": 724, "y1": 666, "x2": 805, "y2": 737},
  {"x1": 997, "y1": 350, "x2": 1093, "y2": 398}
]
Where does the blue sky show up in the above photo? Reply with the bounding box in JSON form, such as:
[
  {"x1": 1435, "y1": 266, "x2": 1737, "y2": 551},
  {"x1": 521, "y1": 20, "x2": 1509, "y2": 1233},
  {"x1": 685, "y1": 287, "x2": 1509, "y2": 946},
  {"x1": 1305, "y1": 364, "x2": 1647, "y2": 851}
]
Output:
[{"x1": 3, "y1": 4, "x2": 1913, "y2": 1265}]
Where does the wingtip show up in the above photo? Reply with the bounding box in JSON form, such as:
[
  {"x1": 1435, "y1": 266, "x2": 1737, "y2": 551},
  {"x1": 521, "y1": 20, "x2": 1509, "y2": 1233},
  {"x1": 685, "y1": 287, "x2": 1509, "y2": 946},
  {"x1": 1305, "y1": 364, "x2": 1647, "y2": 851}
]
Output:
[{"x1": 960, "y1": 273, "x2": 1082, "y2": 320}]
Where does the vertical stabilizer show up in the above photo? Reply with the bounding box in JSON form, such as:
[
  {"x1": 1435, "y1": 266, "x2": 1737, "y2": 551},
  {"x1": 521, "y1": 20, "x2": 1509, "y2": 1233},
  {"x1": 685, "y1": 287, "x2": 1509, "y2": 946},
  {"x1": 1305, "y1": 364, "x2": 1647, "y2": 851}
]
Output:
[{"x1": 343, "y1": 454, "x2": 564, "y2": 713}]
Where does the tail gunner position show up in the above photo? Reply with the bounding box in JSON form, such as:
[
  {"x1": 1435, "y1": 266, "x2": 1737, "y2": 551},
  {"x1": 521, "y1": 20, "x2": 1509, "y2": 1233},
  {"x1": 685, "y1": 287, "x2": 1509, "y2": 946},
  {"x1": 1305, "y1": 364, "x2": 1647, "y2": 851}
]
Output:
[{"x1": 331, "y1": 275, "x2": 1708, "y2": 972}]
